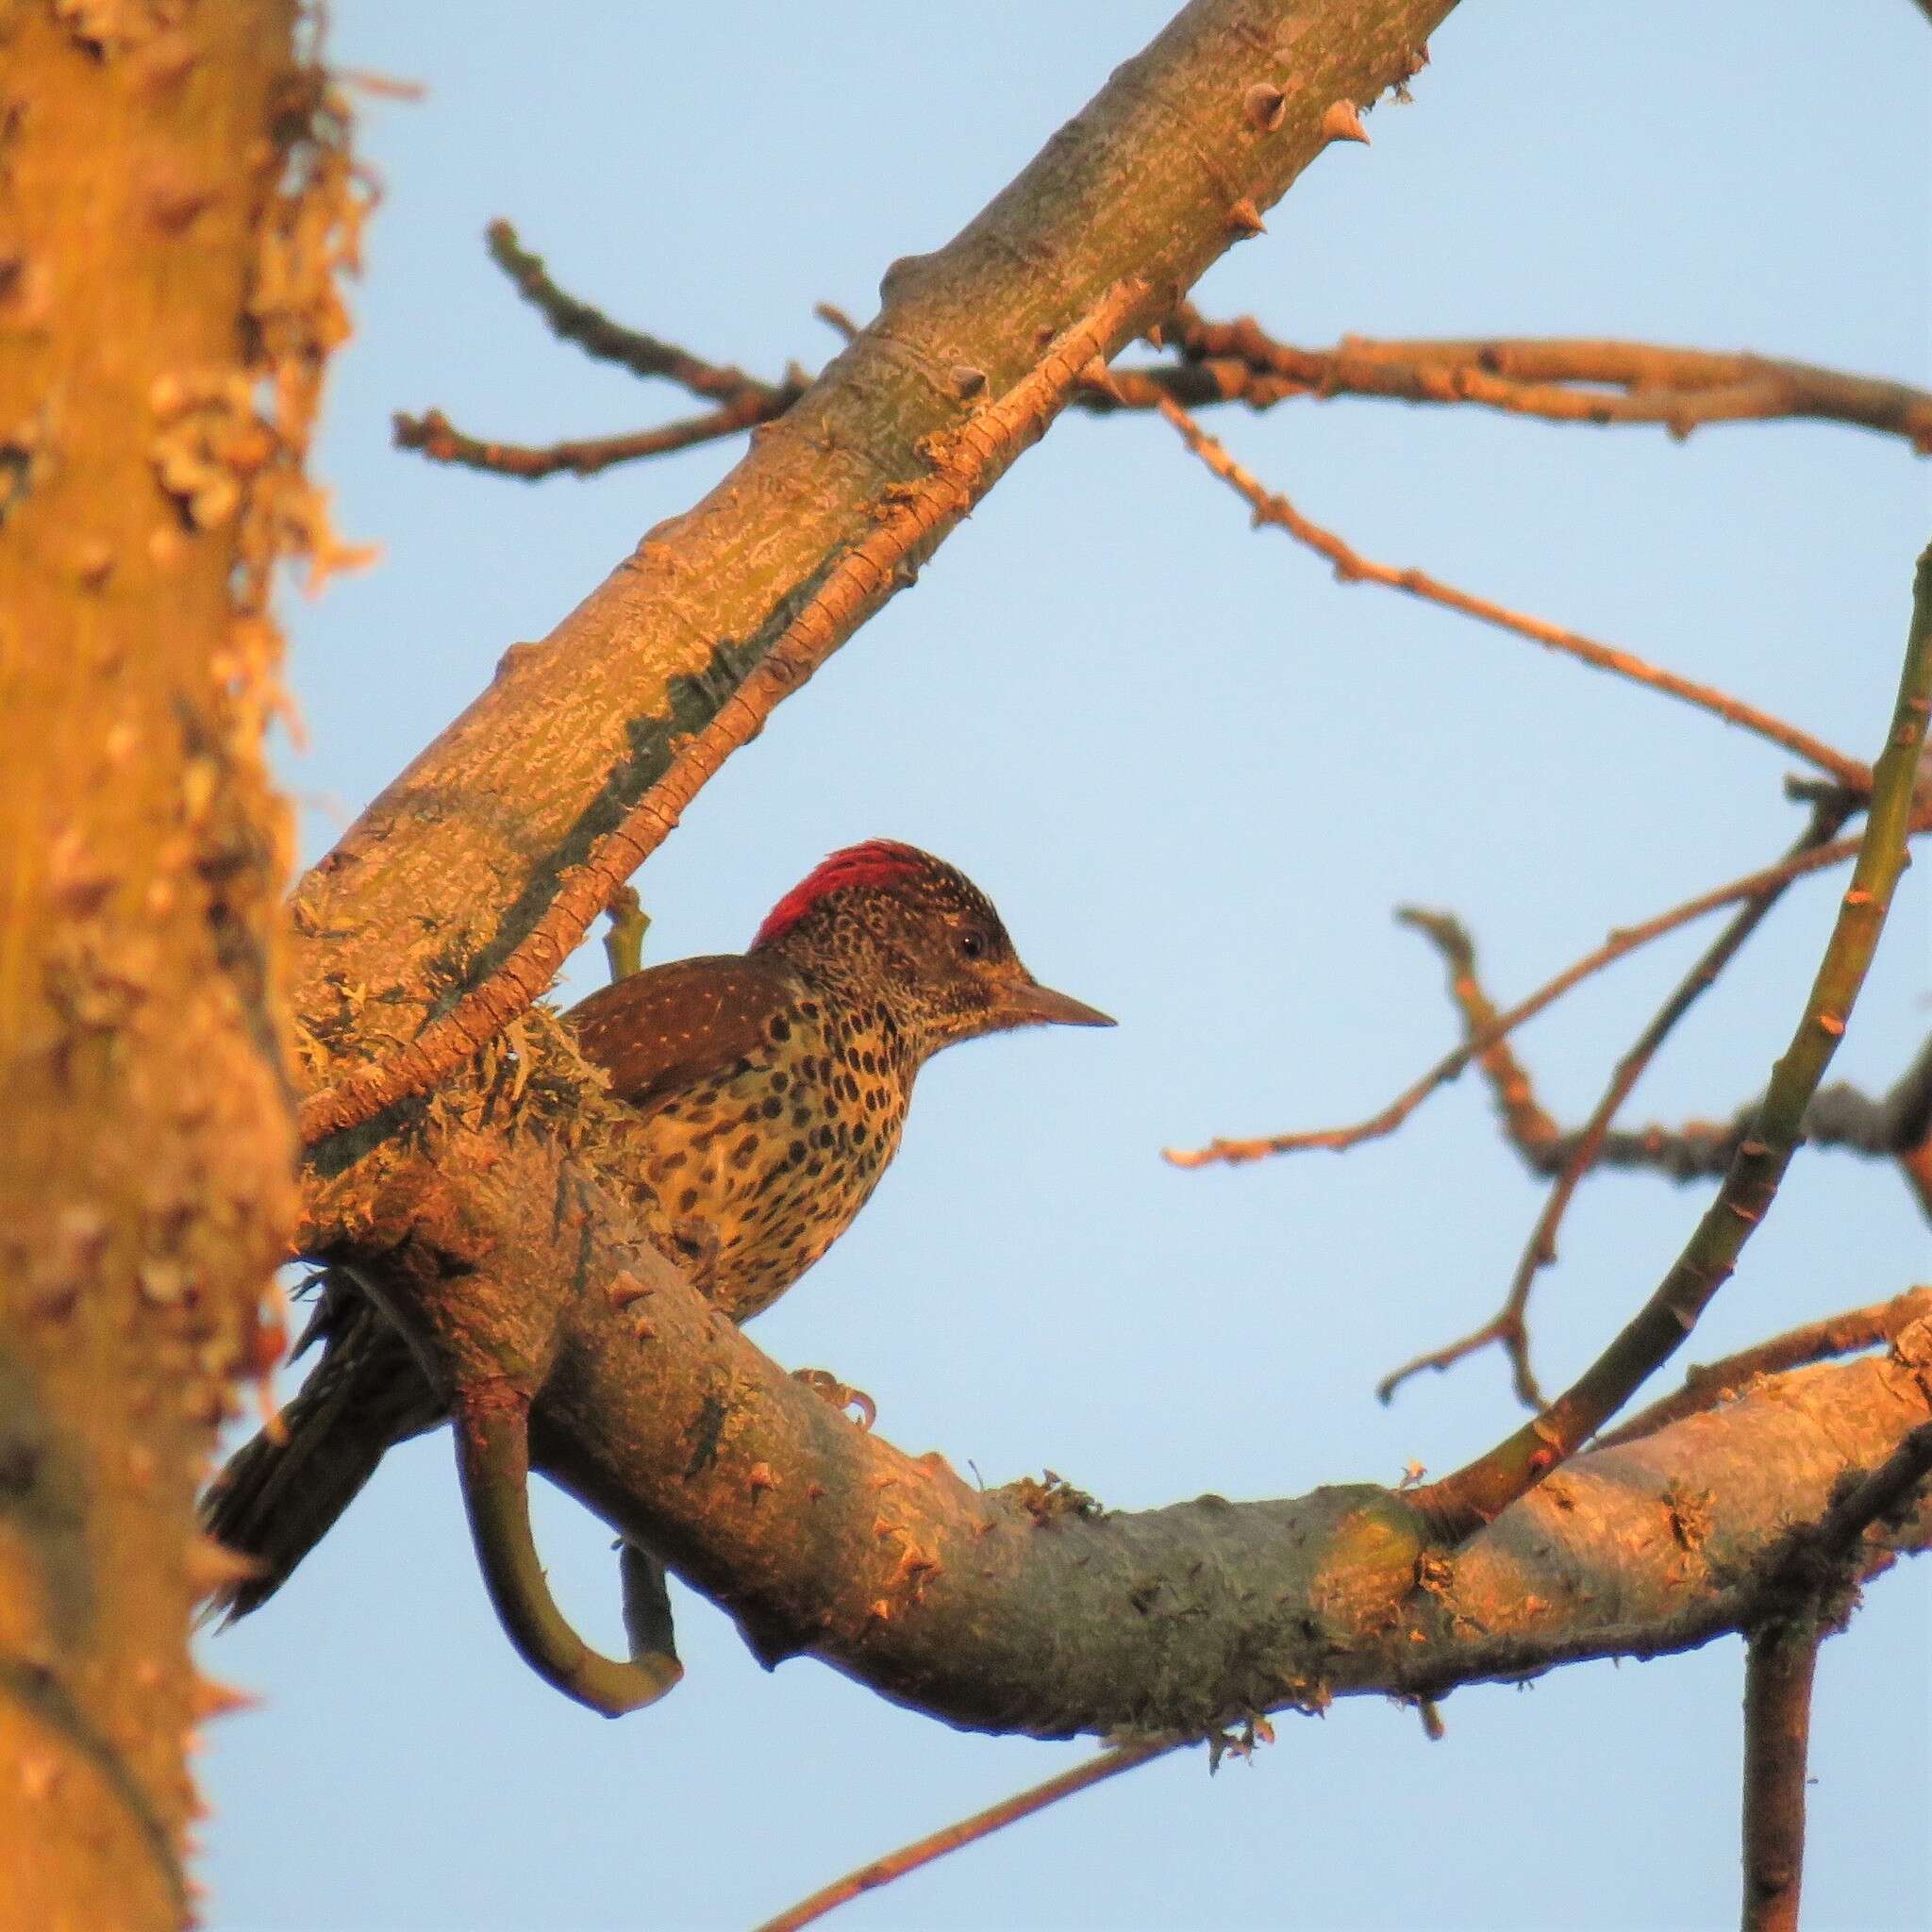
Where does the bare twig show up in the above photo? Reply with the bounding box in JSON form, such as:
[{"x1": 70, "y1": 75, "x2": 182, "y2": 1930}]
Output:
[
  {"x1": 1401, "y1": 803, "x2": 1853, "y2": 1410},
  {"x1": 1167, "y1": 823, "x2": 1926, "y2": 1170},
  {"x1": 1160, "y1": 310, "x2": 1932, "y2": 452},
  {"x1": 408, "y1": 232, "x2": 1932, "y2": 496},
  {"x1": 1592, "y1": 1288, "x2": 1932, "y2": 1450},
  {"x1": 1740, "y1": 1621, "x2": 1820, "y2": 1932},
  {"x1": 754, "y1": 1739, "x2": 1175, "y2": 1932},
  {"x1": 1156, "y1": 396, "x2": 1872, "y2": 791},
  {"x1": 1395, "y1": 908, "x2": 1561, "y2": 1155},
  {"x1": 1412, "y1": 919, "x2": 1932, "y2": 1186},
  {"x1": 1410, "y1": 541, "x2": 1932, "y2": 1539},
  {"x1": 485, "y1": 218, "x2": 780, "y2": 406},
  {"x1": 391, "y1": 394, "x2": 791, "y2": 479},
  {"x1": 812, "y1": 301, "x2": 860, "y2": 343}
]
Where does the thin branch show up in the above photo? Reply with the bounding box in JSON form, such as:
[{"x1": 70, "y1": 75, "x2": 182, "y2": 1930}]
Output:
[
  {"x1": 453, "y1": 1381, "x2": 683, "y2": 1718},
  {"x1": 1162, "y1": 310, "x2": 1932, "y2": 452},
  {"x1": 1740, "y1": 1414, "x2": 1932, "y2": 1930},
  {"x1": 297, "y1": 277, "x2": 1147, "y2": 1145},
  {"x1": 1391, "y1": 803, "x2": 1851, "y2": 1410},
  {"x1": 1167, "y1": 823, "x2": 1924, "y2": 1169},
  {"x1": 411, "y1": 233, "x2": 1932, "y2": 491},
  {"x1": 754, "y1": 1739, "x2": 1176, "y2": 1932},
  {"x1": 1156, "y1": 396, "x2": 1872, "y2": 791},
  {"x1": 1395, "y1": 908, "x2": 1562, "y2": 1156},
  {"x1": 391, "y1": 394, "x2": 790, "y2": 479},
  {"x1": 1740, "y1": 1620, "x2": 1820, "y2": 1932},
  {"x1": 1410, "y1": 918, "x2": 1932, "y2": 1186},
  {"x1": 1592, "y1": 1287, "x2": 1932, "y2": 1451},
  {"x1": 484, "y1": 218, "x2": 782, "y2": 406},
  {"x1": 1411, "y1": 541, "x2": 1932, "y2": 1539}
]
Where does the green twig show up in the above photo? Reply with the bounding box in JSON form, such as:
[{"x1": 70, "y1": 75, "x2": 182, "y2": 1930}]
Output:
[
  {"x1": 453, "y1": 1383, "x2": 683, "y2": 1717},
  {"x1": 1414, "y1": 540, "x2": 1932, "y2": 1539},
  {"x1": 602, "y1": 886, "x2": 649, "y2": 983}
]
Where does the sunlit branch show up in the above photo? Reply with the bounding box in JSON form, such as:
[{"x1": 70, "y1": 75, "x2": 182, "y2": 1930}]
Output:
[
  {"x1": 1409, "y1": 541, "x2": 1932, "y2": 1539},
  {"x1": 1156, "y1": 396, "x2": 1871, "y2": 790},
  {"x1": 1163, "y1": 308, "x2": 1932, "y2": 451},
  {"x1": 1593, "y1": 1288, "x2": 1932, "y2": 1452},
  {"x1": 296, "y1": 278, "x2": 1146, "y2": 1145}
]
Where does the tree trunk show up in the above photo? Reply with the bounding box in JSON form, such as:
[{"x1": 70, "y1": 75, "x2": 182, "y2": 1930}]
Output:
[{"x1": 0, "y1": 8, "x2": 319, "y2": 1923}]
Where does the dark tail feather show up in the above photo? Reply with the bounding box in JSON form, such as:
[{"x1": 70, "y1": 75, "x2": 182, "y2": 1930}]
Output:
[{"x1": 201, "y1": 1281, "x2": 445, "y2": 1624}]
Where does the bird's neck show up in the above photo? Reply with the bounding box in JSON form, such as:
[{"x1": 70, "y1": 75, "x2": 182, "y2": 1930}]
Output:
[{"x1": 768, "y1": 938, "x2": 936, "y2": 1073}]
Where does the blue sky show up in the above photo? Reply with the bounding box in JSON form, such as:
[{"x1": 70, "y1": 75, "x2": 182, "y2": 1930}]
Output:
[{"x1": 203, "y1": 6, "x2": 1929, "y2": 1927}]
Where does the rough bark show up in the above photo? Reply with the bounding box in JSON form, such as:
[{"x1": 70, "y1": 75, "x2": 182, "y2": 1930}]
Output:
[
  {"x1": 267, "y1": 0, "x2": 1932, "y2": 1771},
  {"x1": 313, "y1": 1118, "x2": 1932, "y2": 1738},
  {"x1": 291, "y1": 0, "x2": 1455, "y2": 1151},
  {"x1": 0, "y1": 8, "x2": 325, "y2": 1923}
]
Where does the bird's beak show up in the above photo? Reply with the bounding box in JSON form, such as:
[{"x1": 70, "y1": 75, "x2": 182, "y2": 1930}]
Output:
[{"x1": 999, "y1": 976, "x2": 1116, "y2": 1030}]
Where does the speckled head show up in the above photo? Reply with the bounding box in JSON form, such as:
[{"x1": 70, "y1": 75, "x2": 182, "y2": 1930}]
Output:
[{"x1": 750, "y1": 840, "x2": 1115, "y2": 1048}]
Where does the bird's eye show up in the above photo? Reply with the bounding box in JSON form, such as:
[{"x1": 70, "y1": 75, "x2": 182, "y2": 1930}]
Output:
[{"x1": 957, "y1": 928, "x2": 986, "y2": 959}]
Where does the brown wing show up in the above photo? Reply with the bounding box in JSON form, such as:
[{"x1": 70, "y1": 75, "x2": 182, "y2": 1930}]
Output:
[{"x1": 562, "y1": 953, "x2": 797, "y2": 1110}]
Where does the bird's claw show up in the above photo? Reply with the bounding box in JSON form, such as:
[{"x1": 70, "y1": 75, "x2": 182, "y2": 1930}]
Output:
[{"x1": 791, "y1": 1368, "x2": 876, "y2": 1431}]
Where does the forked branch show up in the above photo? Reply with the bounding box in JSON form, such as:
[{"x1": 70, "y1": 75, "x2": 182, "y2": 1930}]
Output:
[
  {"x1": 1410, "y1": 541, "x2": 1932, "y2": 1538},
  {"x1": 1383, "y1": 801, "x2": 1853, "y2": 1410},
  {"x1": 1167, "y1": 820, "x2": 1926, "y2": 1170}
]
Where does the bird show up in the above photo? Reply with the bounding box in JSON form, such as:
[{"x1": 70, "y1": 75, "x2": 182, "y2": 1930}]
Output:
[{"x1": 204, "y1": 840, "x2": 1112, "y2": 1619}]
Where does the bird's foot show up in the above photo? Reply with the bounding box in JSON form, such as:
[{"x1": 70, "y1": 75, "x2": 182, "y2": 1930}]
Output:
[
  {"x1": 791, "y1": 1368, "x2": 876, "y2": 1431},
  {"x1": 659, "y1": 1216, "x2": 721, "y2": 1291}
]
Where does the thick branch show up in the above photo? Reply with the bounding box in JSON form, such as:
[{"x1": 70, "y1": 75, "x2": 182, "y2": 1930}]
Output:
[
  {"x1": 291, "y1": 0, "x2": 1457, "y2": 1157},
  {"x1": 315, "y1": 1125, "x2": 1932, "y2": 1744}
]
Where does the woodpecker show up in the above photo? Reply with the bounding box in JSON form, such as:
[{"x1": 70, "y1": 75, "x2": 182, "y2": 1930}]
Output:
[{"x1": 205, "y1": 841, "x2": 1111, "y2": 1616}]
